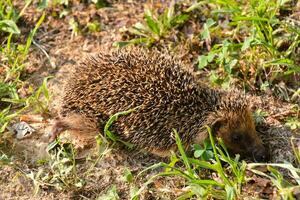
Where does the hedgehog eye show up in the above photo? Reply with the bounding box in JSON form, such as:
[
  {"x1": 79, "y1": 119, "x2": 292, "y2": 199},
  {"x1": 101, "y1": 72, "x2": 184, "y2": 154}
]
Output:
[{"x1": 231, "y1": 134, "x2": 241, "y2": 142}]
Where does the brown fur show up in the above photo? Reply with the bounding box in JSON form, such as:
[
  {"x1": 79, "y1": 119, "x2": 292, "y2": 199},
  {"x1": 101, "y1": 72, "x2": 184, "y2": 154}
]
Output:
[
  {"x1": 211, "y1": 106, "x2": 263, "y2": 155},
  {"x1": 51, "y1": 48, "x2": 266, "y2": 159}
]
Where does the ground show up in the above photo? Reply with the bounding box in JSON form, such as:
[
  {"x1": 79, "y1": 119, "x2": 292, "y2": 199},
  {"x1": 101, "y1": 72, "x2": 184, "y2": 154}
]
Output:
[{"x1": 0, "y1": 0, "x2": 299, "y2": 199}]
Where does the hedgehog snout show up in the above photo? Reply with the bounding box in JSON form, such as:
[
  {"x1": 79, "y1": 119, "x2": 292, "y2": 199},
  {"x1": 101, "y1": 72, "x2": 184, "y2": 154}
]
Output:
[{"x1": 252, "y1": 146, "x2": 267, "y2": 162}]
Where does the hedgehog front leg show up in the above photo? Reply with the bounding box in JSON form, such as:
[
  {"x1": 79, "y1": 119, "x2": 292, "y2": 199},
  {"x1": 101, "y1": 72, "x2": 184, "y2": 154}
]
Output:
[
  {"x1": 49, "y1": 114, "x2": 99, "y2": 142},
  {"x1": 150, "y1": 147, "x2": 176, "y2": 157},
  {"x1": 50, "y1": 119, "x2": 67, "y2": 141}
]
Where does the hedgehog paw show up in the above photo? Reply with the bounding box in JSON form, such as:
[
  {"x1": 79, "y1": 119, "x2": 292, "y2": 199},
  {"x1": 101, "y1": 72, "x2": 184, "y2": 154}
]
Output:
[
  {"x1": 49, "y1": 119, "x2": 68, "y2": 142},
  {"x1": 150, "y1": 148, "x2": 175, "y2": 157},
  {"x1": 49, "y1": 114, "x2": 99, "y2": 142}
]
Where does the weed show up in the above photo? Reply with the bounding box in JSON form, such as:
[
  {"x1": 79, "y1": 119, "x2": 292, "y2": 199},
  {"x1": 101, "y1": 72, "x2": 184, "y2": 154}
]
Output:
[
  {"x1": 285, "y1": 105, "x2": 300, "y2": 130},
  {"x1": 0, "y1": 151, "x2": 12, "y2": 165},
  {"x1": 0, "y1": 1, "x2": 47, "y2": 134},
  {"x1": 92, "y1": 0, "x2": 110, "y2": 9},
  {"x1": 85, "y1": 133, "x2": 111, "y2": 176},
  {"x1": 248, "y1": 162, "x2": 300, "y2": 199},
  {"x1": 133, "y1": 126, "x2": 300, "y2": 199},
  {"x1": 97, "y1": 185, "x2": 120, "y2": 200},
  {"x1": 286, "y1": 118, "x2": 300, "y2": 130},
  {"x1": 0, "y1": 0, "x2": 19, "y2": 34},
  {"x1": 114, "y1": 1, "x2": 189, "y2": 47},
  {"x1": 115, "y1": 0, "x2": 299, "y2": 91},
  {"x1": 26, "y1": 107, "x2": 140, "y2": 194},
  {"x1": 196, "y1": 0, "x2": 300, "y2": 91},
  {"x1": 0, "y1": 107, "x2": 18, "y2": 133},
  {"x1": 0, "y1": 76, "x2": 52, "y2": 135},
  {"x1": 193, "y1": 140, "x2": 214, "y2": 160},
  {"x1": 28, "y1": 142, "x2": 85, "y2": 194},
  {"x1": 69, "y1": 17, "x2": 79, "y2": 39},
  {"x1": 87, "y1": 21, "x2": 101, "y2": 33},
  {"x1": 2, "y1": 76, "x2": 52, "y2": 113},
  {"x1": 133, "y1": 127, "x2": 247, "y2": 199},
  {"x1": 253, "y1": 108, "x2": 269, "y2": 125},
  {"x1": 38, "y1": 0, "x2": 109, "y2": 11},
  {"x1": 0, "y1": 20, "x2": 20, "y2": 34},
  {"x1": 291, "y1": 88, "x2": 300, "y2": 102},
  {"x1": 103, "y1": 107, "x2": 139, "y2": 148},
  {"x1": 29, "y1": 130, "x2": 112, "y2": 193}
]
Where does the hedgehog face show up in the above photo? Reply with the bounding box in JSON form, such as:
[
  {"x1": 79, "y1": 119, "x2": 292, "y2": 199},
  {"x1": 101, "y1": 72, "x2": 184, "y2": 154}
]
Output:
[{"x1": 212, "y1": 109, "x2": 267, "y2": 161}]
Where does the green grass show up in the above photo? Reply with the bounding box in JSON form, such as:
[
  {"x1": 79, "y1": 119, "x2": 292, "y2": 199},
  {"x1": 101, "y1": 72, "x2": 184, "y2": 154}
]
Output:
[
  {"x1": 131, "y1": 127, "x2": 300, "y2": 199},
  {"x1": 103, "y1": 106, "x2": 140, "y2": 148},
  {"x1": 114, "y1": 1, "x2": 190, "y2": 47},
  {"x1": 28, "y1": 130, "x2": 112, "y2": 194},
  {"x1": 0, "y1": 0, "x2": 49, "y2": 133},
  {"x1": 132, "y1": 128, "x2": 246, "y2": 199},
  {"x1": 29, "y1": 143, "x2": 84, "y2": 193},
  {"x1": 195, "y1": 0, "x2": 300, "y2": 90}
]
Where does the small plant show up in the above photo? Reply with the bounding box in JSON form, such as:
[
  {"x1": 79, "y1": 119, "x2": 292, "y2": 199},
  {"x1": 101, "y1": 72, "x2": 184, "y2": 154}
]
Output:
[
  {"x1": 0, "y1": 0, "x2": 20, "y2": 34},
  {"x1": 1, "y1": 76, "x2": 52, "y2": 114},
  {"x1": 97, "y1": 185, "x2": 120, "y2": 200},
  {"x1": 114, "y1": 1, "x2": 189, "y2": 47},
  {"x1": 0, "y1": 107, "x2": 18, "y2": 133},
  {"x1": 253, "y1": 109, "x2": 269, "y2": 125},
  {"x1": 248, "y1": 162, "x2": 300, "y2": 199},
  {"x1": 87, "y1": 21, "x2": 101, "y2": 33},
  {"x1": 37, "y1": 0, "x2": 109, "y2": 13},
  {"x1": 193, "y1": 140, "x2": 214, "y2": 160},
  {"x1": 0, "y1": 0, "x2": 46, "y2": 134},
  {"x1": 196, "y1": 0, "x2": 300, "y2": 91},
  {"x1": 133, "y1": 126, "x2": 300, "y2": 199},
  {"x1": 28, "y1": 142, "x2": 84, "y2": 194},
  {"x1": 0, "y1": 151, "x2": 13, "y2": 165},
  {"x1": 91, "y1": 0, "x2": 110, "y2": 9},
  {"x1": 285, "y1": 105, "x2": 300, "y2": 130},
  {"x1": 0, "y1": 20, "x2": 20, "y2": 34},
  {"x1": 133, "y1": 127, "x2": 247, "y2": 199},
  {"x1": 285, "y1": 118, "x2": 300, "y2": 130},
  {"x1": 69, "y1": 17, "x2": 79, "y2": 39},
  {"x1": 103, "y1": 107, "x2": 139, "y2": 148},
  {"x1": 291, "y1": 137, "x2": 300, "y2": 167}
]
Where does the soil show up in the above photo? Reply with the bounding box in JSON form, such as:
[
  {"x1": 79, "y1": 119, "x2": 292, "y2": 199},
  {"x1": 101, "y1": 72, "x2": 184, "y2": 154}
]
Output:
[{"x1": 0, "y1": 1, "x2": 299, "y2": 199}]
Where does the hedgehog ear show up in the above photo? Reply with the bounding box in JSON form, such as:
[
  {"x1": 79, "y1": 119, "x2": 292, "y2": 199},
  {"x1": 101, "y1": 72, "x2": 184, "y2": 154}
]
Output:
[{"x1": 211, "y1": 118, "x2": 226, "y2": 136}]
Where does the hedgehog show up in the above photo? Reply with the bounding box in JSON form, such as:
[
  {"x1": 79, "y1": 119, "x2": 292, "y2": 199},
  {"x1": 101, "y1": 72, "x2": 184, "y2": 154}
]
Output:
[{"x1": 50, "y1": 48, "x2": 267, "y2": 161}]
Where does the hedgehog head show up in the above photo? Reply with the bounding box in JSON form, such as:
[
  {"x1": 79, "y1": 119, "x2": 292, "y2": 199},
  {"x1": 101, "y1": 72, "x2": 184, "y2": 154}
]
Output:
[{"x1": 209, "y1": 92, "x2": 267, "y2": 161}]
